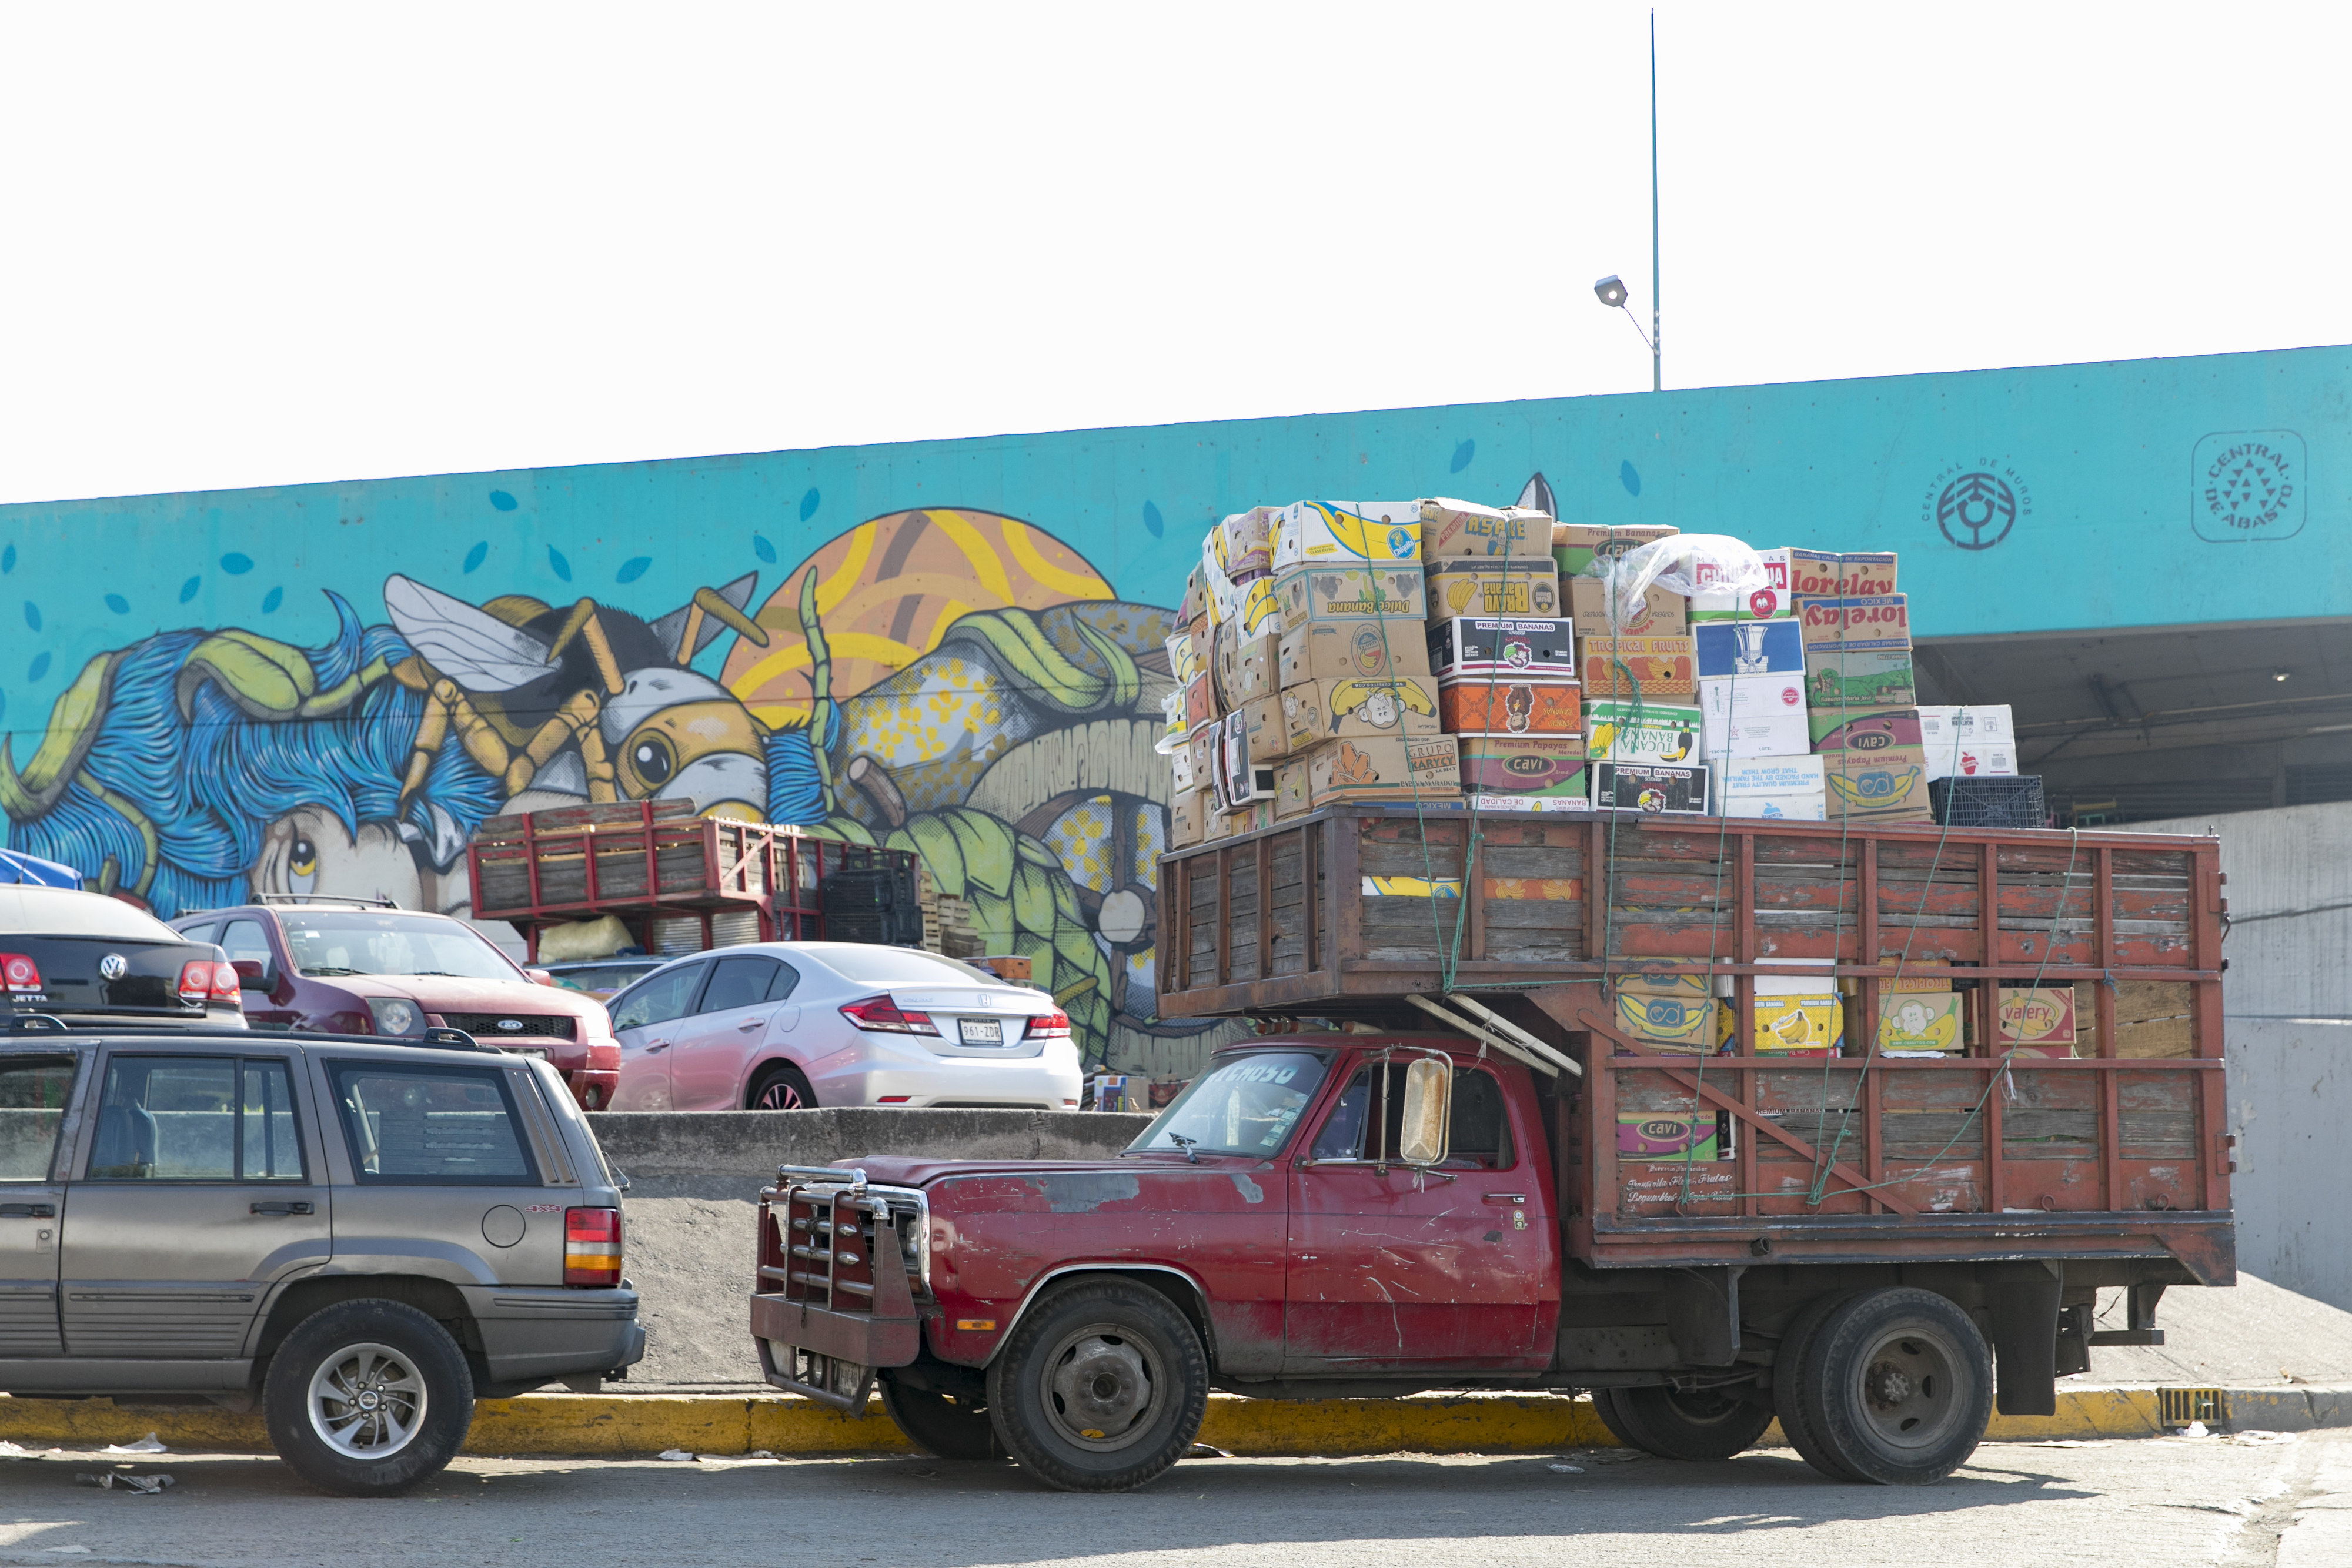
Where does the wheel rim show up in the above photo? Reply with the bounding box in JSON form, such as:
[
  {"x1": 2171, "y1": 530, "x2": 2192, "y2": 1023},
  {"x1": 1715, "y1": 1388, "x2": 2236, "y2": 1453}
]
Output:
[
  {"x1": 1037, "y1": 1322, "x2": 1163, "y2": 1453},
  {"x1": 1849, "y1": 1326, "x2": 1962, "y2": 1453},
  {"x1": 754, "y1": 1077, "x2": 806, "y2": 1111},
  {"x1": 1658, "y1": 1387, "x2": 1755, "y2": 1430},
  {"x1": 308, "y1": 1342, "x2": 427, "y2": 1460}
]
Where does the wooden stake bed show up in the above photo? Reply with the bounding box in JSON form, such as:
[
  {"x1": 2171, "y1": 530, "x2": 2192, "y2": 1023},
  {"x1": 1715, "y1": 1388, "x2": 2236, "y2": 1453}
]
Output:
[{"x1": 1155, "y1": 804, "x2": 2232, "y2": 1281}]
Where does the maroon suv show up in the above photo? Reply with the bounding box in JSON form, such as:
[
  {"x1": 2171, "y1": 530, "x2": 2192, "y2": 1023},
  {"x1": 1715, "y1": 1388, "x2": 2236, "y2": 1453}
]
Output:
[{"x1": 171, "y1": 898, "x2": 622, "y2": 1108}]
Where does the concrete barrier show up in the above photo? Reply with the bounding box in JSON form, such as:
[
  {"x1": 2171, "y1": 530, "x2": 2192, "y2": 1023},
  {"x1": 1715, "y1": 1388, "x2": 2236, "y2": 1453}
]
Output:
[{"x1": 587, "y1": 1108, "x2": 1155, "y2": 1181}]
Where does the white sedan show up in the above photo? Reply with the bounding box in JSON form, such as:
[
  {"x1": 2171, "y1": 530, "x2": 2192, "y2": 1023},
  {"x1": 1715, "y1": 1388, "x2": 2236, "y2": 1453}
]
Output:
[{"x1": 604, "y1": 942, "x2": 1083, "y2": 1112}]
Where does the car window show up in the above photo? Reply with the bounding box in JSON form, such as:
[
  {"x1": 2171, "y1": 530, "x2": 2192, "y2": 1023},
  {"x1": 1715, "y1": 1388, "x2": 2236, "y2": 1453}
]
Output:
[
  {"x1": 698, "y1": 955, "x2": 780, "y2": 1014},
  {"x1": 176, "y1": 921, "x2": 218, "y2": 947},
  {"x1": 85, "y1": 1055, "x2": 307, "y2": 1182},
  {"x1": 1127, "y1": 1050, "x2": 1330, "y2": 1158},
  {"x1": 218, "y1": 919, "x2": 275, "y2": 969},
  {"x1": 0, "y1": 887, "x2": 184, "y2": 941},
  {"x1": 1305, "y1": 1062, "x2": 1512, "y2": 1169},
  {"x1": 328, "y1": 1062, "x2": 536, "y2": 1185},
  {"x1": 280, "y1": 910, "x2": 518, "y2": 981},
  {"x1": 807, "y1": 946, "x2": 998, "y2": 986},
  {"x1": 0, "y1": 1057, "x2": 74, "y2": 1181},
  {"x1": 610, "y1": 962, "x2": 706, "y2": 1031},
  {"x1": 766, "y1": 961, "x2": 801, "y2": 1002}
]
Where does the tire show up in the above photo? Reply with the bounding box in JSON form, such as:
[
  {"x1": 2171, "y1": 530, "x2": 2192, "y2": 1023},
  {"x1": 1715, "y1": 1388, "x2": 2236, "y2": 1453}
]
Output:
[
  {"x1": 984, "y1": 1279, "x2": 1208, "y2": 1493},
  {"x1": 1588, "y1": 1388, "x2": 1645, "y2": 1451},
  {"x1": 747, "y1": 1062, "x2": 816, "y2": 1112},
  {"x1": 263, "y1": 1299, "x2": 475, "y2": 1497},
  {"x1": 1609, "y1": 1384, "x2": 1776, "y2": 1460},
  {"x1": 1796, "y1": 1287, "x2": 1993, "y2": 1485},
  {"x1": 880, "y1": 1375, "x2": 1005, "y2": 1461},
  {"x1": 1775, "y1": 1292, "x2": 1863, "y2": 1481}
]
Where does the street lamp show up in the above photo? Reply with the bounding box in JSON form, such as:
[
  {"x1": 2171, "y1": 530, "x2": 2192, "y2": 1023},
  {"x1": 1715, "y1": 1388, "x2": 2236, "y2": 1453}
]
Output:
[{"x1": 1596, "y1": 11, "x2": 1663, "y2": 392}]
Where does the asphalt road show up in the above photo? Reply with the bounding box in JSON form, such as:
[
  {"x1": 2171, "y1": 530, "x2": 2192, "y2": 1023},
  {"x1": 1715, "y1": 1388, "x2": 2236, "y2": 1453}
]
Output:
[{"x1": 2, "y1": 1430, "x2": 2347, "y2": 1568}]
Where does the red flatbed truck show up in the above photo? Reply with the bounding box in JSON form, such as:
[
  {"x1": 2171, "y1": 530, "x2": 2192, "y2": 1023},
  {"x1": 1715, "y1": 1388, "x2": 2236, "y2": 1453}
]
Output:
[{"x1": 748, "y1": 805, "x2": 2231, "y2": 1490}]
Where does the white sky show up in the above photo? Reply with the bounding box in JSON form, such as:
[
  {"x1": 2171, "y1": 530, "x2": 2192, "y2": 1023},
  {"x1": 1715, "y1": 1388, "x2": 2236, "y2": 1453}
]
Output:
[{"x1": 1, "y1": 1, "x2": 2347, "y2": 506}]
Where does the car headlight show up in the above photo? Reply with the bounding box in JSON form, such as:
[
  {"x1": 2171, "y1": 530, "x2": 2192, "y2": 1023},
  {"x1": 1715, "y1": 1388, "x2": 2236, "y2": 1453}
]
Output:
[{"x1": 366, "y1": 997, "x2": 425, "y2": 1036}]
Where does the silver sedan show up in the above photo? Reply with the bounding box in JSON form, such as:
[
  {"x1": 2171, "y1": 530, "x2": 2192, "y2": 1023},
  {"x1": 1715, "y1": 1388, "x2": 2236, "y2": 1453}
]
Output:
[{"x1": 604, "y1": 942, "x2": 1083, "y2": 1112}]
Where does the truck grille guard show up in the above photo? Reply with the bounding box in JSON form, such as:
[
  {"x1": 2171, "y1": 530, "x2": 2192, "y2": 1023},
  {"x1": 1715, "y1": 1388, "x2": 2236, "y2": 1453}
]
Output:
[{"x1": 752, "y1": 1165, "x2": 930, "y2": 1410}]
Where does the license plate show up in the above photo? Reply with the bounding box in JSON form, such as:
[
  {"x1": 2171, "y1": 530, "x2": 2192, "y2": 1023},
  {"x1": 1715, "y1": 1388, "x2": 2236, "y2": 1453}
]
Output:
[{"x1": 958, "y1": 1018, "x2": 1003, "y2": 1045}]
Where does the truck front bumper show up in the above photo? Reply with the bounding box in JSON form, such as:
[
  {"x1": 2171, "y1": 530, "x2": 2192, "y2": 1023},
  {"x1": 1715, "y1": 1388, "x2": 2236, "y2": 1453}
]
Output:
[{"x1": 750, "y1": 1292, "x2": 921, "y2": 1410}]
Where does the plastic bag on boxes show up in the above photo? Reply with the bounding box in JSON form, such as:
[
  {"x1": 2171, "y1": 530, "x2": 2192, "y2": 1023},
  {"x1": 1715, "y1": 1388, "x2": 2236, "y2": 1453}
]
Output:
[{"x1": 1594, "y1": 534, "x2": 1769, "y2": 626}]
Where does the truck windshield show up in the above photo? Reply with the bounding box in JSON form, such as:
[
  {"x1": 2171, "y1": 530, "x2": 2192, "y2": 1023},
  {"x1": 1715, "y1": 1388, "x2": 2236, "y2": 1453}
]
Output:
[
  {"x1": 1125, "y1": 1050, "x2": 1330, "y2": 1159},
  {"x1": 282, "y1": 912, "x2": 520, "y2": 981}
]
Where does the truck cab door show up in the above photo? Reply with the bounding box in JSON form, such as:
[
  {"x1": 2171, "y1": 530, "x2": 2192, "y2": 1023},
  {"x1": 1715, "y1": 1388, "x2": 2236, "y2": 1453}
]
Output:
[
  {"x1": 0, "y1": 1052, "x2": 76, "y2": 1355},
  {"x1": 1283, "y1": 1061, "x2": 1553, "y2": 1375}
]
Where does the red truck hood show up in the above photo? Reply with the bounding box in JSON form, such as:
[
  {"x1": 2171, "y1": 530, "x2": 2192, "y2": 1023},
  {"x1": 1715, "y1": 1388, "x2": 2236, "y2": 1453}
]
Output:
[
  {"x1": 840, "y1": 1155, "x2": 1205, "y2": 1187},
  {"x1": 345, "y1": 974, "x2": 610, "y2": 1031}
]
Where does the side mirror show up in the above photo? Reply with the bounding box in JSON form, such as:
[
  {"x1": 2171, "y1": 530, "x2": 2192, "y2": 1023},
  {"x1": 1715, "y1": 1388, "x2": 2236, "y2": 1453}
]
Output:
[
  {"x1": 235, "y1": 959, "x2": 275, "y2": 992},
  {"x1": 527, "y1": 968, "x2": 556, "y2": 987},
  {"x1": 1396, "y1": 1057, "x2": 1452, "y2": 1166}
]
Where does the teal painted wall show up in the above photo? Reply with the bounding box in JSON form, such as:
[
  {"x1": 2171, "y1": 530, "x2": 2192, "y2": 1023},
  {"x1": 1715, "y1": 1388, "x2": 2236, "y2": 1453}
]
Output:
[{"x1": 0, "y1": 344, "x2": 2341, "y2": 1073}]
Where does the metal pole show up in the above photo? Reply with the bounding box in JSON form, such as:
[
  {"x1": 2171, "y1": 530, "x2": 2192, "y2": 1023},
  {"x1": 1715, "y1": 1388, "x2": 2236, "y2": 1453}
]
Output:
[{"x1": 1651, "y1": 7, "x2": 1661, "y2": 392}]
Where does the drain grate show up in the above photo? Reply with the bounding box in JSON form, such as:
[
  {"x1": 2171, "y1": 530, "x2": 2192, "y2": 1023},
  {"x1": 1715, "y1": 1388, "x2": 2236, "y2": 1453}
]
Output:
[{"x1": 2158, "y1": 1387, "x2": 2226, "y2": 1429}]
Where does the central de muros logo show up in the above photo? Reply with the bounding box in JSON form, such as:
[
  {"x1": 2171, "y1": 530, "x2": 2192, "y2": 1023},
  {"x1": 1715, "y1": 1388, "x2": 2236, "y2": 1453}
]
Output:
[
  {"x1": 2191, "y1": 429, "x2": 2306, "y2": 541},
  {"x1": 1924, "y1": 460, "x2": 2033, "y2": 550}
]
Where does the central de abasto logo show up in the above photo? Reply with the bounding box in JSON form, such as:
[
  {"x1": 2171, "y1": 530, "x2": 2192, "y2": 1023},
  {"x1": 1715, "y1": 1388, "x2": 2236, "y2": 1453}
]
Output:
[
  {"x1": 1923, "y1": 461, "x2": 2032, "y2": 550},
  {"x1": 2191, "y1": 430, "x2": 2307, "y2": 541}
]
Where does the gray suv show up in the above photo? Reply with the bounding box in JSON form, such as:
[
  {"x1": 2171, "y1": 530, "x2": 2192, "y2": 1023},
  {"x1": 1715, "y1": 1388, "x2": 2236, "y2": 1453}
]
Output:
[{"x1": 0, "y1": 1027, "x2": 643, "y2": 1495}]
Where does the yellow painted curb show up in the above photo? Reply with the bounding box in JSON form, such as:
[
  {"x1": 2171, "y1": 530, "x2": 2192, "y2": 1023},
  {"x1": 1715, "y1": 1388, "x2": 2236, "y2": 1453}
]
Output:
[{"x1": 0, "y1": 1384, "x2": 2216, "y2": 1458}]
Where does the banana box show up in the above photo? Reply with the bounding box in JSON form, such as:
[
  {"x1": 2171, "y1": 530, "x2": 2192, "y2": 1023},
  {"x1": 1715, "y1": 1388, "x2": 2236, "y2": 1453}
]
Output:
[
  {"x1": 1361, "y1": 875, "x2": 1462, "y2": 898},
  {"x1": 1839, "y1": 957, "x2": 1953, "y2": 997},
  {"x1": 1993, "y1": 985, "x2": 2077, "y2": 1057},
  {"x1": 1218, "y1": 627, "x2": 1281, "y2": 708},
  {"x1": 1272, "y1": 758, "x2": 1311, "y2": 820},
  {"x1": 1164, "y1": 629, "x2": 1201, "y2": 687},
  {"x1": 1688, "y1": 547, "x2": 1794, "y2": 622},
  {"x1": 1586, "y1": 698, "x2": 1702, "y2": 764},
  {"x1": 1421, "y1": 497, "x2": 1552, "y2": 559},
  {"x1": 1821, "y1": 745, "x2": 1932, "y2": 824},
  {"x1": 1299, "y1": 734, "x2": 1462, "y2": 807},
  {"x1": 1591, "y1": 760, "x2": 1710, "y2": 815},
  {"x1": 1568, "y1": 576, "x2": 1688, "y2": 638},
  {"x1": 1800, "y1": 596, "x2": 1915, "y2": 710},
  {"x1": 1718, "y1": 994, "x2": 1845, "y2": 1057},
  {"x1": 1612, "y1": 973, "x2": 1716, "y2": 1050},
  {"x1": 1875, "y1": 991, "x2": 1965, "y2": 1054},
  {"x1": 1178, "y1": 564, "x2": 1205, "y2": 627},
  {"x1": 1279, "y1": 621, "x2": 1432, "y2": 686},
  {"x1": 1787, "y1": 549, "x2": 1897, "y2": 600},
  {"x1": 1272, "y1": 564, "x2": 1428, "y2": 633},
  {"x1": 1212, "y1": 506, "x2": 1278, "y2": 578},
  {"x1": 1181, "y1": 670, "x2": 1218, "y2": 733},
  {"x1": 1425, "y1": 559, "x2": 1562, "y2": 623},
  {"x1": 1279, "y1": 675, "x2": 1443, "y2": 750},
  {"x1": 1455, "y1": 733, "x2": 1587, "y2": 798},
  {"x1": 1435, "y1": 675, "x2": 1581, "y2": 734},
  {"x1": 1219, "y1": 707, "x2": 1281, "y2": 806},
  {"x1": 1272, "y1": 499, "x2": 1423, "y2": 570},
  {"x1": 1188, "y1": 723, "x2": 1222, "y2": 805},
  {"x1": 1169, "y1": 739, "x2": 1195, "y2": 794},
  {"x1": 1169, "y1": 787, "x2": 1210, "y2": 848},
  {"x1": 1227, "y1": 694, "x2": 1290, "y2": 765},
  {"x1": 1582, "y1": 636, "x2": 1695, "y2": 697},
  {"x1": 1426, "y1": 615, "x2": 1578, "y2": 678},
  {"x1": 1617, "y1": 1110, "x2": 1733, "y2": 1162},
  {"x1": 1206, "y1": 571, "x2": 1280, "y2": 638},
  {"x1": 1810, "y1": 706, "x2": 1923, "y2": 751},
  {"x1": 1553, "y1": 523, "x2": 1678, "y2": 576}
]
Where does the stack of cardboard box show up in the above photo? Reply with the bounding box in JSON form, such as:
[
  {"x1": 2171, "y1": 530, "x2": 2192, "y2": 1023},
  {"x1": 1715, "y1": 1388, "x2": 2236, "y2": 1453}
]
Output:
[
  {"x1": 1556, "y1": 524, "x2": 1705, "y2": 814},
  {"x1": 1692, "y1": 563, "x2": 1823, "y2": 820},
  {"x1": 1794, "y1": 553, "x2": 1933, "y2": 825}
]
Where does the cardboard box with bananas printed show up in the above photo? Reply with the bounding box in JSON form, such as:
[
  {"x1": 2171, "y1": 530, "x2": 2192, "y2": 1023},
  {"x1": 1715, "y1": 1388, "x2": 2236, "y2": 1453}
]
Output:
[
  {"x1": 1552, "y1": 522, "x2": 1679, "y2": 576},
  {"x1": 1273, "y1": 758, "x2": 1311, "y2": 819},
  {"x1": 1435, "y1": 675, "x2": 1581, "y2": 735},
  {"x1": 1821, "y1": 745, "x2": 1933, "y2": 824},
  {"x1": 1611, "y1": 973, "x2": 1716, "y2": 1051},
  {"x1": 1426, "y1": 614, "x2": 1578, "y2": 678},
  {"x1": 1420, "y1": 497, "x2": 1553, "y2": 559},
  {"x1": 1279, "y1": 621, "x2": 1431, "y2": 686},
  {"x1": 1272, "y1": 563, "x2": 1428, "y2": 633},
  {"x1": 1455, "y1": 733, "x2": 1588, "y2": 798},
  {"x1": 1581, "y1": 636, "x2": 1695, "y2": 697},
  {"x1": 1718, "y1": 994, "x2": 1845, "y2": 1057},
  {"x1": 1425, "y1": 559, "x2": 1562, "y2": 623},
  {"x1": 1272, "y1": 499, "x2": 1423, "y2": 570},
  {"x1": 1875, "y1": 991, "x2": 1965, "y2": 1055},
  {"x1": 1299, "y1": 734, "x2": 1462, "y2": 807},
  {"x1": 1586, "y1": 698, "x2": 1702, "y2": 764},
  {"x1": 1279, "y1": 675, "x2": 1443, "y2": 750}
]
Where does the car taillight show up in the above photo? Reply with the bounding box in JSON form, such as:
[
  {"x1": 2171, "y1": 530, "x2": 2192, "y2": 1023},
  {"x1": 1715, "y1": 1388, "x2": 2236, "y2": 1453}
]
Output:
[
  {"x1": 1024, "y1": 1009, "x2": 1071, "y2": 1039},
  {"x1": 0, "y1": 954, "x2": 41, "y2": 994},
  {"x1": 209, "y1": 962, "x2": 242, "y2": 1004},
  {"x1": 564, "y1": 1207, "x2": 622, "y2": 1287},
  {"x1": 838, "y1": 995, "x2": 940, "y2": 1035},
  {"x1": 177, "y1": 961, "x2": 213, "y2": 1001}
]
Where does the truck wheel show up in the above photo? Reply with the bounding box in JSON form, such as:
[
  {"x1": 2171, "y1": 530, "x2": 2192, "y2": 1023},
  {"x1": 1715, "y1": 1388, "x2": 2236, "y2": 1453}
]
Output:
[
  {"x1": 1588, "y1": 1388, "x2": 1645, "y2": 1450},
  {"x1": 984, "y1": 1279, "x2": 1208, "y2": 1492},
  {"x1": 748, "y1": 1064, "x2": 816, "y2": 1111},
  {"x1": 880, "y1": 1376, "x2": 1004, "y2": 1460},
  {"x1": 1775, "y1": 1292, "x2": 1863, "y2": 1481},
  {"x1": 263, "y1": 1299, "x2": 475, "y2": 1497},
  {"x1": 1609, "y1": 1385, "x2": 1776, "y2": 1460},
  {"x1": 1796, "y1": 1287, "x2": 1992, "y2": 1485}
]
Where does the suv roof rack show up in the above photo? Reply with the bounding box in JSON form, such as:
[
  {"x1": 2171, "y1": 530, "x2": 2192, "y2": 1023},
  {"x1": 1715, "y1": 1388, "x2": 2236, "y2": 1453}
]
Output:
[
  {"x1": 0, "y1": 1019, "x2": 489, "y2": 1052},
  {"x1": 249, "y1": 894, "x2": 403, "y2": 909}
]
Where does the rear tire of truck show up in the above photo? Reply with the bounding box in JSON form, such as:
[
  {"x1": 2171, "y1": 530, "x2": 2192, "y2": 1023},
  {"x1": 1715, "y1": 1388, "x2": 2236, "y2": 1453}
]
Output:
[
  {"x1": 984, "y1": 1279, "x2": 1208, "y2": 1493},
  {"x1": 263, "y1": 1299, "x2": 475, "y2": 1497},
  {"x1": 1796, "y1": 1287, "x2": 1993, "y2": 1485},
  {"x1": 747, "y1": 1063, "x2": 816, "y2": 1112},
  {"x1": 880, "y1": 1376, "x2": 1005, "y2": 1461},
  {"x1": 1588, "y1": 1388, "x2": 1645, "y2": 1451},
  {"x1": 1775, "y1": 1292, "x2": 1863, "y2": 1482},
  {"x1": 1608, "y1": 1385, "x2": 1777, "y2": 1460}
]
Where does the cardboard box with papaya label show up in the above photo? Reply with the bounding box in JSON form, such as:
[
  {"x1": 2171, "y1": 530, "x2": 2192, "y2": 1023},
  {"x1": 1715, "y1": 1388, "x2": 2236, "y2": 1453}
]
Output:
[
  {"x1": 1568, "y1": 576, "x2": 1688, "y2": 638},
  {"x1": 1582, "y1": 636, "x2": 1695, "y2": 697},
  {"x1": 1421, "y1": 497, "x2": 1553, "y2": 559},
  {"x1": 1435, "y1": 675, "x2": 1582, "y2": 735},
  {"x1": 1272, "y1": 563, "x2": 1428, "y2": 633},
  {"x1": 1272, "y1": 499, "x2": 1423, "y2": 569},
  {"x1": 1298, "y1": 734, "x2": 1462, "y2": 807},
  {"x1": 1278, "y1": 674, "x2": 1444, "y2": 750},
  {"x1": 1455, "y1": 732, "x2": 1588, "y2": 798},
  {"x1": 1786, "y1": 549, "x2": 1897, "y2": 600},
  {"x1": 1810, "y1": 706, "x2": 1923, "y2": 752},
  {"x1": 1279, "y1": 621, "x2": 1432, "y2": 686},
  {"x1": 1425, "y1": 559, "x2": 1562, "y2": 622},
  {"x1": 1553, "y1": 523, "x2": 1679, "y2": 576}
]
